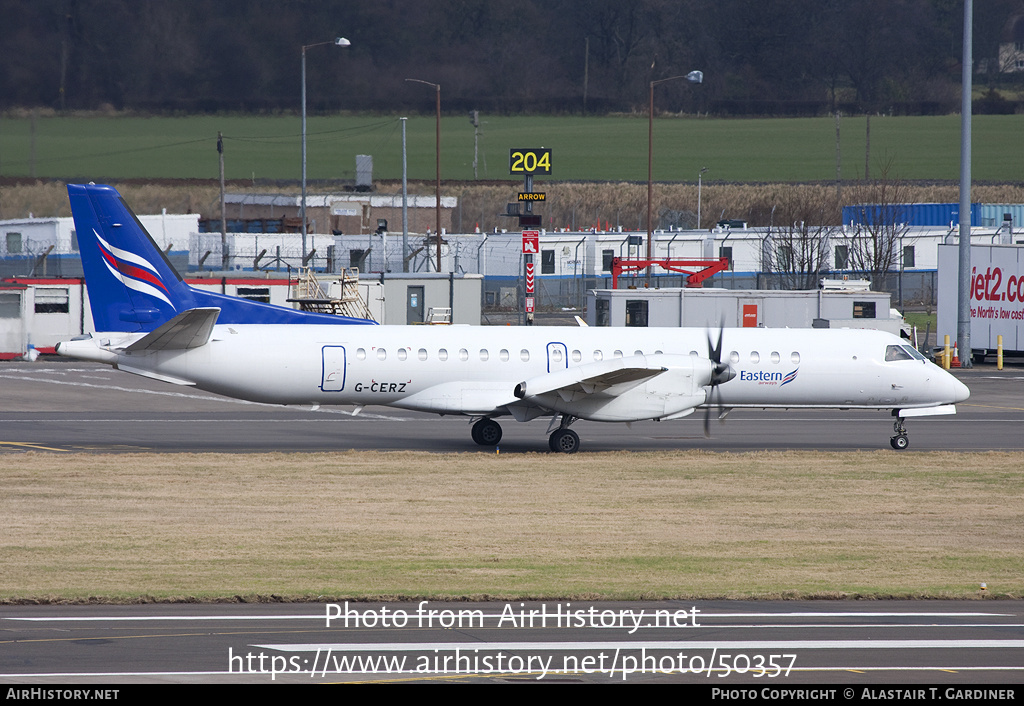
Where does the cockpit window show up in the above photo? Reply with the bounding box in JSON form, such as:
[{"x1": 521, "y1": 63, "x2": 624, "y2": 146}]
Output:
[
  {"x1": 902, "y1": 345, "x2": 928, "y2": 361},
  {"x1": 885, "y1": 345, "x2": 914, "y2": 362}
]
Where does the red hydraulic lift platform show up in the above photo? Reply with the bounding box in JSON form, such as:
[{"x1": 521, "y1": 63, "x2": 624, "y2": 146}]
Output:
[{"x1": 610, "y1": 257, "x2": 730, "y2": 289}]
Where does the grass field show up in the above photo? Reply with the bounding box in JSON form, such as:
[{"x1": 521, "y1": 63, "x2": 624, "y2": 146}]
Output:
[
  {"x1": 2, "y1": 113, "x2": 1024, "y2": 183},
  {"x1": 2, "y1": 450, "x2": 1020, "y2": 602}
]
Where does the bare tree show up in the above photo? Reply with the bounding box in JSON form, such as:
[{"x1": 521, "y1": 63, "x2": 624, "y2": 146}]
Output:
[
  {"x1": 759, "y1": 188, "x2": 841, "y2": 290},
  {"x1": 840, "y1": 162, "x2": 913, "y2": 291}
]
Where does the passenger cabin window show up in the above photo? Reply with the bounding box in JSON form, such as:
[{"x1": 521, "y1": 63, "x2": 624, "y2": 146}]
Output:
[
  {"x1": 438, "y1": 348, "x2": 448, "y2": 361},
  {"x1": 520, "y1": 349, "x2": 530, "y2": 362},
  {"x1": 418, "y1": 348, "x2": 428, "y2": 361}
]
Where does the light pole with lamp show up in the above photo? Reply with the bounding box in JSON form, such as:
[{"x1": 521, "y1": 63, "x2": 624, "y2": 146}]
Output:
[
  {"x1": 301, "y1": 37, "x2": 350, "y2": 266},
  {"x1": 647, "y1": 70, "x2": 702, "y2": 284},
  {"x1": 405, "y1": 78, "x2": 442, "y2": 272}
]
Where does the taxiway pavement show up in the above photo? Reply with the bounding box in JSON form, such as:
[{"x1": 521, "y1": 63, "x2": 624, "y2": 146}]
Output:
[
  {"x1": 3, "y1": 600, "x2": 1023, "y2": 684},
  {"x1": 0, "y1": 362, "x2": 1018, "y2": 453}
]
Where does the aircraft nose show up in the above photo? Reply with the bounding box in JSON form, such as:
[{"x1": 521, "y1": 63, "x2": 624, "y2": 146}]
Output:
[{"x1": 951, "y1": 375, "x2": 970, "y2": 403}]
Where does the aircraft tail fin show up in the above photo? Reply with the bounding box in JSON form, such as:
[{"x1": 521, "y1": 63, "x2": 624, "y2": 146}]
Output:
[
  {"x1": 69, "y1": 183, "x2": 378, "y2": 332},
  {"x1": 69, "y1": 183, "x2": 189, "y2": 333}
]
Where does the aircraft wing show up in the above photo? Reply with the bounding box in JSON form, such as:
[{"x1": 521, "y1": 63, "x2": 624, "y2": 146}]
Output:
[
  {"x1": 511, "y1": 354, "x2": 715, "y2": 422},
  {"x1": 514, "y1": 357, "x2": 668, "y2": 401}
]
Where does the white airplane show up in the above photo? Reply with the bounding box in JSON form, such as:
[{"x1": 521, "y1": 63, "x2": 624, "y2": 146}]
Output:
[{"x1": 57, "y1": 184, "x2": 969, "y2": 452}]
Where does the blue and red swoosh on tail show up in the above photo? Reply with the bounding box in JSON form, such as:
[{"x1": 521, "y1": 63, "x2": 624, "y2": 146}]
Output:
[{"x1": 95, "y1": 230, "x2": 174, "y2": 308}]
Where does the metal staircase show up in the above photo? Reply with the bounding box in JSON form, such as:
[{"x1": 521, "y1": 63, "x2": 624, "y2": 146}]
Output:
[{"x1": 288, "y1": 268, "x2": 375, "y2": 321}]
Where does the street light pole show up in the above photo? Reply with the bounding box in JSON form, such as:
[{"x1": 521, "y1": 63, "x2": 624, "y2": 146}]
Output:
[
  {"x1": 301, "y1": 37, "x2": 350, "y2": 266},
  {"x1": 406, "y1": 79, "x2": 442, "y2": 272},
  {"x1": 401, "y1": 116, "x2": 409, "y2": 272},
  {"x1": 697, "y1": 166, "x2": 708, "y2": 230},
  {"x1": 646, "y1": 70, "x2": 703, "y2": 285}
]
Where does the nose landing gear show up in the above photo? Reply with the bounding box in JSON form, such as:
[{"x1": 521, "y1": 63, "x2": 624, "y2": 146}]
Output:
[{"x1": 890, "y1": 415, "x2": 909, "y2": 450}]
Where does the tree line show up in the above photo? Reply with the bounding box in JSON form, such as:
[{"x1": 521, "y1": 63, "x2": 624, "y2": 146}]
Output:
[{"x1": 2, "y1": 0, "x2": 1021, "y2": 117}]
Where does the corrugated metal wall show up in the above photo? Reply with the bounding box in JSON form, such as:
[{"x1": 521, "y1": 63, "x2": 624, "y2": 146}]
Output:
[
  {"x1": 842, "y1": 203, "x2": 982, "y2": 227},
  {"x1": 976, "y1": 204, "x2": 1024, "y2": 228}
]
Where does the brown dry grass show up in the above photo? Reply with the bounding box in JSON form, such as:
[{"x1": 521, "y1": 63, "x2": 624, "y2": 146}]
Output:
[
  {"x1": 1, "y1": 450, "x2": 1020, "y2": 602},
  {"x1": 6, "y1": 181, "x2": 1024, "y2": 232}
]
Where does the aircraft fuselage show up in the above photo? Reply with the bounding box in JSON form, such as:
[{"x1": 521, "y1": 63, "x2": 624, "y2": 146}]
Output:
[{"x1": 65, "y1": 324, "x2": 967, "y2": 421}]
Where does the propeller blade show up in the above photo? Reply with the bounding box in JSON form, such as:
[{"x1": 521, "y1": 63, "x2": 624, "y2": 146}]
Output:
[
  {"x1": 707, "y1": 327, "x2": 722, "y2": 365},
  {"x1": 704, "y1": 318, "x2": 731, "y2": 438},
  {"x1": 703, "y1": 385, "x2": 714, "y2": 438}
]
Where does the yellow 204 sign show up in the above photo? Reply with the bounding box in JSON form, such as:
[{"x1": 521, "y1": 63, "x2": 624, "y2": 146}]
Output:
[{"x1": 509, "y1": 148, "x2": 551, "y2": 175}]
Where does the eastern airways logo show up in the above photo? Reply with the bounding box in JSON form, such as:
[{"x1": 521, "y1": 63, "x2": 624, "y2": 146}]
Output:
[
  {"x1": 740, "y1": 368, "x2": 799, "y2": 386},
  {"x1": 95, "y1": 230, "x2": 174, "y2": 308}
]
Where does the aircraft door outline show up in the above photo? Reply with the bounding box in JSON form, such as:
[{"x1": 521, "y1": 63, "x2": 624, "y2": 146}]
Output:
[
  {"x1": 321, "y1": 345, "x2": 347, "y2": 391},
  {"x1": 547, "y1": 342, "x2": 569, "y2": 373}
]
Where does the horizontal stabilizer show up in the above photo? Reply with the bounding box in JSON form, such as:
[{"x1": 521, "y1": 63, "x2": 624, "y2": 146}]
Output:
[{"x1": 124, "y1": 308, "x2": 220, "y2": 352}]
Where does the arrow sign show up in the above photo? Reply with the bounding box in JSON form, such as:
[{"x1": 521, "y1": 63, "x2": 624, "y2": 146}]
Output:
[{"x1": 525, "y1": 262, "x2": 535, "y2": 293}]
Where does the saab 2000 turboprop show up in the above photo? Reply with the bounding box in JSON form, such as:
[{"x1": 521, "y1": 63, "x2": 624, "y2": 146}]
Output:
[{"x1": 57, "y1": 184, "x2": 969, "y2": 452}]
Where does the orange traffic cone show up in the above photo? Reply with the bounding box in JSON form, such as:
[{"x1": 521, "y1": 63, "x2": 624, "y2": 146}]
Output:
[{"x1": 951, "y1": 342, "x2": 961, "y2": 368}]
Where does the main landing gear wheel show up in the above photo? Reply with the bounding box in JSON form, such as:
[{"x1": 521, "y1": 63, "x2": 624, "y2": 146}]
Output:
[
  {"x1": 889, "y1": 414, "x2": 909, "y2": 450},
  {"x1": 549, "y1": 428, "x2": 580, "y2": 454},
  {"x1": 471, "y1": 419, "x2": 502, "y2": 446}
]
